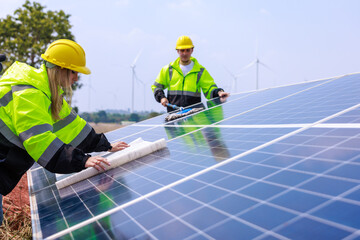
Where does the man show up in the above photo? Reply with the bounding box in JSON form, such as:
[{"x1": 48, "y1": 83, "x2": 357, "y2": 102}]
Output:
[{"x1": 152, "y1": 36, "x2": 229, "y2": 112}]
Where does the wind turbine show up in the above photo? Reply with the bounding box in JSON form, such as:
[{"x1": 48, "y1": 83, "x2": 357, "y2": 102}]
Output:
[
  {"x1": 223, "y1": 65, "x2": 243, "y2": 93},
  {"x1": 238, "y1": 41, "x2": 274, "y2": 90},
  {"x1": 130, "y1": 49, "x2": 142, "y2": 113}
]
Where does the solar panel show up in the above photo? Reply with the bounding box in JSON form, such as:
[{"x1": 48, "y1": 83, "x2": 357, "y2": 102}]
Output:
[{"x1": 28, "y1": 73, "x2": 360, "y2": 239}]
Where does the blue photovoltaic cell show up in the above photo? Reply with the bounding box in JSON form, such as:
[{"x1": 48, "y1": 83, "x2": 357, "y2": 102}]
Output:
[
  {"x1": 344, "y1": 189, "x2": 360, "y2": 202},
  {"x1": 290, "y1": 159, "x2": 340, "y2": 173},
  {"x1": 240, "y1": 204, "x2": 297, "y2": 230},
  {"x1": 276, "y1": 218, "x2": 351, "y2": 239},
  {"x1": 299, "y1": 176, "x2": 357, "y2": 196},
  {"x1": 218, "y1": 74, "x2": 360, "y2": 125},
  {"x1": 28, "y1": 73, "x2": 360, "y2": 239},
  {"x1": 270, "y1": 190, "x2": 328, "y2": 212},
  {"x1": 264, "y1": 170, "x2": 314, "y2": 186},
  {"x1": 325, "y1": 106, "x2": 360, "y2": 123},
  {"x1": 313, "y1": 201, "x2": 360, "y2": 229}
]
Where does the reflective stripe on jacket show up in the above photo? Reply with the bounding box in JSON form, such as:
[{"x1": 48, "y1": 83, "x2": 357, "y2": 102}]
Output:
[
  {"x1": 152, "y1": 57, "x2": 220, "y2": 111},
  {"x1": 0, "y1": 62, "x2": 91, "y2": 166}
]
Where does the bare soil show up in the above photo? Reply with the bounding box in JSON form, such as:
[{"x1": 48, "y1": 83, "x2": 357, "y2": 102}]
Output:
[
  {"x1": 0, "y1": 173, "x2": 31, "y2": 239},
  {"x1": 3, "y1": 173, "x2": 29, "y2": 212}
]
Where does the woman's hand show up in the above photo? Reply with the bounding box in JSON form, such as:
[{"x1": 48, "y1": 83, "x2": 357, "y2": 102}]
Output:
[
  {"x1": 109, "y1": 141, "x2": 130, "y2": 152},
  {"x1": 85, "y1": 156, "x2": 111, "y2": 171}
]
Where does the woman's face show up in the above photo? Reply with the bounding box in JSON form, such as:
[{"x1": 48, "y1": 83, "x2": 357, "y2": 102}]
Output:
[
  {"x1": 60, "y1": 69, "x2": 78, "y2": 87},
  {"x1": 68, "y1": 70, "x2": 78, "y2": 85}
]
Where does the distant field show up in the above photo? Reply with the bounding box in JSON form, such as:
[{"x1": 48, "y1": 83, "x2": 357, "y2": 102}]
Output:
[{"x1": 88, "y1": 122, "x2": 123, "y2": 133}]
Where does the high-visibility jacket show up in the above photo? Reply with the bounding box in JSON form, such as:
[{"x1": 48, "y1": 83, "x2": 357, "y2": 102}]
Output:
[
  {"x1": 0, "y1": 62, "x2": 111, "y2": 195},
  {"x1": 152, "y1": 57, "x2": 223, "y2": 112}
]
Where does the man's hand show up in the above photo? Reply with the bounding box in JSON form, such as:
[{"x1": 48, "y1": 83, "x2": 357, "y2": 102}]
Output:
[
  {"x1": 218, "y1": 91, "x2": 229, "y2": 98},
  {"x1": 161, "y1": 97, "x2": 169, "y2": 107},
  {"x1": 109, "y1": 141, "x2": 130, "y2": 152},
  {"x1": 218, "y1": 91, "x2": 230, "y2": 103}
]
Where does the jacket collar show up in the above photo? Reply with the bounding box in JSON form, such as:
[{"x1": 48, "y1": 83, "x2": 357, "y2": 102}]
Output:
[
  {"x1": 170, "y1": 57, "x2": 202, "y2": 74},
  {"x1": 0, "y1": 62, "x2": 52, "y2": 97}
]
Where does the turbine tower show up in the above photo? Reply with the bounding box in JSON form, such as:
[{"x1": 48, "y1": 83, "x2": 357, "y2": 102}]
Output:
[{"x1": 130, "y1": 49, "x2": 142, "y2": 113}]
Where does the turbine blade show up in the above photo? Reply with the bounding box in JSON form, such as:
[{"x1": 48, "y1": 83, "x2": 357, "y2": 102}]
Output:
[
  {"x1": 259, "y1": 61, "x2": 276, "y2": 73},
  {"x1": 238, "y1": 60, "x2": 256, "y2": 73},
  {"x1": 222, "y1": 65, "x2": 236, "y2": 79},
  {"x1": 131, "y1": 49, "x2": 143, "y2": 67}
]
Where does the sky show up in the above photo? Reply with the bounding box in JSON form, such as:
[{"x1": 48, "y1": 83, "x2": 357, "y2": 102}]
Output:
[{"x1": 1, "y1": 0, "x2": 360, "y2": 113}]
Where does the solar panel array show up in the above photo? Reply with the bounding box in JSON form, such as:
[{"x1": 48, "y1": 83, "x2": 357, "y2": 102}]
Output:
[{"x1": 28, "y1": 73, "x2": 360, "y2": 239}]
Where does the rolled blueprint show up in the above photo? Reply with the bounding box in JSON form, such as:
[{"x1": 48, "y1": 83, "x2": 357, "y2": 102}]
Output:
[{"x1": 55, "y1": 138, "x2": 166, "y2": 190}]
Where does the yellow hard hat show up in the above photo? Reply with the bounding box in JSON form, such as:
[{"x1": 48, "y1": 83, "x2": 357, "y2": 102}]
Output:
[
  {"x1": 175, "y1": 36, "x2": 194, "y2": 50},
  {"x1": 41, "y1": 39, "x2": 91, "y2": 75}
]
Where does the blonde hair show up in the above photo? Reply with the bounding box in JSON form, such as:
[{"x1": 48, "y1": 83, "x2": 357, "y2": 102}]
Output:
[{"x1": 47, "y1": 66, "x2": 73, "y2": 120}]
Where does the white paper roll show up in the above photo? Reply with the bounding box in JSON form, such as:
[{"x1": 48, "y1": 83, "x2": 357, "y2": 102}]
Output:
[{"x1": 55, "y1": 138, "x2": 166, "y2": 190}]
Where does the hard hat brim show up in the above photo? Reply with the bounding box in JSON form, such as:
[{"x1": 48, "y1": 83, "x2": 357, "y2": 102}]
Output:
[
  {"x1": 176, "y1": 45, "x2": 194, "y2": 50},
  {"x1": 72, "y1": 66, "x2": 91, "y2": 75}
]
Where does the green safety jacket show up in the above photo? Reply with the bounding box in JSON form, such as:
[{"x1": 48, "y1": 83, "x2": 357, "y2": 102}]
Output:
[
  {"x1": 0, "y1": 62, "x2": 111, "y2": 195},
  {"x1": 152, "y1": 57, "x2": 223, "y2": 112}
]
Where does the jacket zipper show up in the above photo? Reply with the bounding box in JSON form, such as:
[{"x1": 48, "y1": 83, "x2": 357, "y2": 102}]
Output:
[{"x1": 182, "y1": 75, "x2": 185, "y2": 106}]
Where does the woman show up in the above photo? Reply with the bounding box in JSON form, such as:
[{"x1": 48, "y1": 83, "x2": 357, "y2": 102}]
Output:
[{"x1": 0, "y1": 39, "x2": 129, "y2": 225}]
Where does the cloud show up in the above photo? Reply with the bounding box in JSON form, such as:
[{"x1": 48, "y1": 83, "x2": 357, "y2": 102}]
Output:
[
  {"x1": 167, "y1": 0, "x2": 203, "y2": 9},
  {"x1": 115, "y1": 0, "x2": 129, "y2": 7},
  {"x1": 260, "y1": 8, "x2": 271, "y2": 16}
]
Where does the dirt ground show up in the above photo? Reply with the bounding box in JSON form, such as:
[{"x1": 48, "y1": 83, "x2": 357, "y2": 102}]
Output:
[
  {"x1": 0, "y1": 123, "x2": 124, "y2": 239},
  {"x1": 1, "y1": 173, "x2": 31, "y2": 239},
  {"x1": 3, "y1": 173, "x2": 29, "y2": 210}
]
